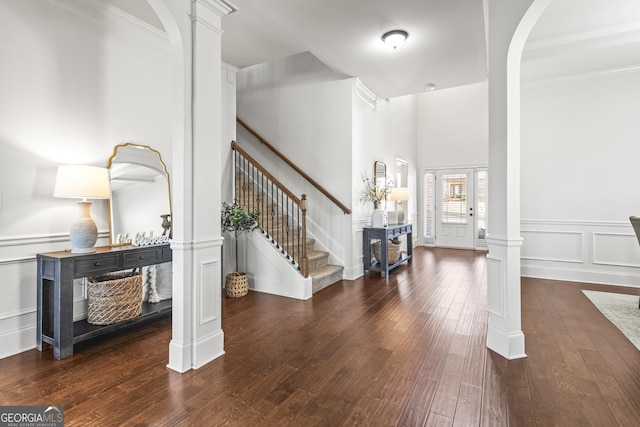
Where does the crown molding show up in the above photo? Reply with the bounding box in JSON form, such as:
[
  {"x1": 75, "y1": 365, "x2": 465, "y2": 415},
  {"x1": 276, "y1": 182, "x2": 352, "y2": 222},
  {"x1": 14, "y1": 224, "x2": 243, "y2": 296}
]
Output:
[
  {"x1": 191, "y1": 0, "x2": 238, "y2": 34},
  {"x1": 526, "y1": 21, "x2": 640, "y2": 52},
  {"x1": 522, "y1": 63, "x2": 640, "y2": 88},
  {"x1": 353, "y1": 79, "x2": 388, "y2": 111}
]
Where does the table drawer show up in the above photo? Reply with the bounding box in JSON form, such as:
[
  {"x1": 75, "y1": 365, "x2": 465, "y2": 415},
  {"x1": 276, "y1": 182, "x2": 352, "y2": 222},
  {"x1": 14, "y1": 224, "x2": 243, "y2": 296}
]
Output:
[
  {"x1": 75, "y1": 255, "x2": 121, "y2": 275},
  {"x1": 123, "y1": 248, "x2": 162, "y2": 268}
]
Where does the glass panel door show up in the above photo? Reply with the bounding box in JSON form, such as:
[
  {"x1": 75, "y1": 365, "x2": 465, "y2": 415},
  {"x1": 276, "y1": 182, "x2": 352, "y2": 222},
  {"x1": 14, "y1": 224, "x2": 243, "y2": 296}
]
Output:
[{"x1": 435, "y1": 169, "x2": 474, "y2": 248}]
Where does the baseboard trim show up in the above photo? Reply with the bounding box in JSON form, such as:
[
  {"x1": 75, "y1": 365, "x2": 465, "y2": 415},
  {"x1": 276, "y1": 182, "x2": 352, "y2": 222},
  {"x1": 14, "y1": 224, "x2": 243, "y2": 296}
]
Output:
[
  {"x1": 0, "y1": 325, "x2": 36, "y2": 360},
  {"x1": 521, "y1": 265, "x2": 640, "y2": 288},
  {"x1": 486, "y1": 325, "x2": 527, "y2": 360}
]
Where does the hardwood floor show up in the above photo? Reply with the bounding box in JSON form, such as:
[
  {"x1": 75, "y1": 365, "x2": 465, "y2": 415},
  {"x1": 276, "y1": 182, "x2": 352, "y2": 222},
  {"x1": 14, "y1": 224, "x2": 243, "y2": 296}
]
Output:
[{"x1": 2, "y1": 247, "x2": 640, "y2": 426}]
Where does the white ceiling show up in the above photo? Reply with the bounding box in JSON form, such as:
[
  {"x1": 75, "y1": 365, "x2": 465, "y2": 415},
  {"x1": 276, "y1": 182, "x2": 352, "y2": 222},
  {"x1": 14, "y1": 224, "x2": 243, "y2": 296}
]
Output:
[
  {"x1": 107, "y1": 0, "x2": 640, "y2": 98},
  {"x1": 220, "y1": 0, "x2": 488, "y2": 99}
]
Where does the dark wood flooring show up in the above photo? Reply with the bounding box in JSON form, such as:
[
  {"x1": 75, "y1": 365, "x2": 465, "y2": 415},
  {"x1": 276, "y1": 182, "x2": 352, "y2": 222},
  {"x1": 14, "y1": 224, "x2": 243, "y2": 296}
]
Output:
[{"x1": 2, "y1": 247, "x2": 640, "y2": 426}]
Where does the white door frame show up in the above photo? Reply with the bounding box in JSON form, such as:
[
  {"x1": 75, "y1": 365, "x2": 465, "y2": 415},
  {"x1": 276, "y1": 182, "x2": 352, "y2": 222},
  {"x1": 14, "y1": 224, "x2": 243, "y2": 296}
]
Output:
[{"x1": 423, "y1": 166, "x2": 488, "y2": 250}]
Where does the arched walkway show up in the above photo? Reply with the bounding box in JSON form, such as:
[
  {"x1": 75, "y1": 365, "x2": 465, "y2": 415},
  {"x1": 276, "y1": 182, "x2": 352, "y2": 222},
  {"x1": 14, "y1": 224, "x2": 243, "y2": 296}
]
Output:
[{"x1": 485, "y1": 0, "x2": 552, "y2": 359}]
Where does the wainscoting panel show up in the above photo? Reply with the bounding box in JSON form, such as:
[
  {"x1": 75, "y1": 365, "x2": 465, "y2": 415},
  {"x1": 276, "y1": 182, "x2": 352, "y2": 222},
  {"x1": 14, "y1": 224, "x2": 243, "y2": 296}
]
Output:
[
  {"x1": 486, "y1": 255, "x2": 505, "y2": 317},
  {"x1": 521, "y1": 220, "x2": 640, "y2": 287},
  {"x1": 520, "y1": 230, "x2": 583, "y2": 263},
  {"x1": 593, "y1": 232, "x2": 640, "y2": 268},
  {"x1": 0, "y1": 233, "x2": 109, "y2": 359},
  {"x1": 199, "y1": 259, "x2": 220, "y2": 324}
]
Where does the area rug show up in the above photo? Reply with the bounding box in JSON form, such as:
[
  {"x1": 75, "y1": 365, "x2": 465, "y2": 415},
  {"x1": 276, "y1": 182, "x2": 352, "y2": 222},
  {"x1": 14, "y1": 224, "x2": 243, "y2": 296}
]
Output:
[{"x1": 582, "y1": 290, "x2": 640, "y2": 351}]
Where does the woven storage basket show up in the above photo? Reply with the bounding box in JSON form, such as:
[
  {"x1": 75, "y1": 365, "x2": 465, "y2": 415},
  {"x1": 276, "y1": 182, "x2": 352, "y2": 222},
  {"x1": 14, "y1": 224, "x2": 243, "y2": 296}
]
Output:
[
  {"x1": 88, "y1": 272, "x2": 142, "y2": 325},
  {"x1": 226, "y1": 272, "x2": 248, "y2": 298},
  {"x1": 373, "y1": 241, "x2": 401, "y2": 265}
]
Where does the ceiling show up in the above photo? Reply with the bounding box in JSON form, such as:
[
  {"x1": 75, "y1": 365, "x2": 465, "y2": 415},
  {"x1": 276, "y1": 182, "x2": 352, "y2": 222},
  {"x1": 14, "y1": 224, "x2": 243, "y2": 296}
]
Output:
[
  {"x1": 107, "y1": 0, "x2": 640, "y2": 98},
  {"x1": 220, "y1": 0, "x2": 487, "y2": 99}
]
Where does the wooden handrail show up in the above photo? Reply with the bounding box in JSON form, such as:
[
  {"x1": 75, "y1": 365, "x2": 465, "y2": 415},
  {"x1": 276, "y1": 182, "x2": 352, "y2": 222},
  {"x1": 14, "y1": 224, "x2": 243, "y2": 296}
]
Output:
[
  {"x1": 232, "y1": 141, "x2": 309, "y2": 277},
  {"x1": 231, "y1": 141, "x2": 301, "y2": 204},
  {"x1": 237, "y1": 117, "x2": 352, "y2": 215}
]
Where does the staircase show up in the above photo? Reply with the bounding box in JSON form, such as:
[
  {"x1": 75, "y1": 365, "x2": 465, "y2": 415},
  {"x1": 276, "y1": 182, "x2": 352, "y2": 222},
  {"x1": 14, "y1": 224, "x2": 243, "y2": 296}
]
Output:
[{"x1": 235, "y1": 171, "x2": 344, "y2": 294}]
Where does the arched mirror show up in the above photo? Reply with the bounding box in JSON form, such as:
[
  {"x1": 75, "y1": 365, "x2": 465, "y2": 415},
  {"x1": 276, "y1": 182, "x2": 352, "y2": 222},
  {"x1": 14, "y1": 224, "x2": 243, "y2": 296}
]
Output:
[
  {"x1": 107, "y1": 143, "x2": 172, "y2": 245},
  {"x1": 374, "y1": 161, "x2": 387, "y2": 190}
]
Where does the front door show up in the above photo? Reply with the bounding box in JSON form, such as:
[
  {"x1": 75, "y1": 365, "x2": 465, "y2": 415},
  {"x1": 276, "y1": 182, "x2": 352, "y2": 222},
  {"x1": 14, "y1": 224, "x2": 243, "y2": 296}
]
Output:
[{"x1": 435, "y1": 169, "x2": 474, "y2": 249}]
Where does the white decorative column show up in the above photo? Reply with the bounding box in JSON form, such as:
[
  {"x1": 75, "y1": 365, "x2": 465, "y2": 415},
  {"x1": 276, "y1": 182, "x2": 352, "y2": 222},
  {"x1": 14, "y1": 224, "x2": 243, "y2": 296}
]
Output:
[
  {"x1": 165, "y1": 0, "x2": 237, "y2": 372},
  {"x1": 485, "y1": 0, "x2": 550, "y2": 359}
]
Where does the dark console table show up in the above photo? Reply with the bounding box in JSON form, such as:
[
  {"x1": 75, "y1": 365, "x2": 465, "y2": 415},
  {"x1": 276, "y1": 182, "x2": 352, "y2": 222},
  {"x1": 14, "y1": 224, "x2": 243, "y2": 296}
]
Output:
[
  {"x1": 36, "y1": 244, "x2": 172, "y2": 360},
  {"x1": 363, "y1": 223, "x2": 413, "y2": 277}
]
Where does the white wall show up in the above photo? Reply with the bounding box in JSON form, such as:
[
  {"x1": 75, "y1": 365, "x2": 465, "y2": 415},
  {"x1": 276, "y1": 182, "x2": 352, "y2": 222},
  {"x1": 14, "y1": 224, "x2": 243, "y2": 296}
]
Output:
[
  {"x1": 236, "y1": 53, "x2": 356, "y2": 278},
  {"x1": 236, "y1": 52, "x2": 420, "y2": 280},
  {"x1": 415, "y1": 82, "x2": 489, "y2": 242},
  {"x1": 520, "y1": 69, "x2": 640, "y2": 286},
  {"x1": 0, "y1": 0, "x2": 172, "y2": 359},
  {"x1": 417, "y1": 82, "x2": 489, "y2": 170},
  {"x1": 352, "y1": 93, "x2": 418, "y2": 270}
]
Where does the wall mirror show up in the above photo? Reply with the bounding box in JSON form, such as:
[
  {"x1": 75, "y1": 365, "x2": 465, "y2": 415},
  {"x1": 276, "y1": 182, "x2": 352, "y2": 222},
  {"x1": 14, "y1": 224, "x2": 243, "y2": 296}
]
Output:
[
  {"x1": 374, "y1": 161, "x2": 387, "y2": 190},
  {"x1": 107, "y1": 143, "x2": 172, "y2": 245}
]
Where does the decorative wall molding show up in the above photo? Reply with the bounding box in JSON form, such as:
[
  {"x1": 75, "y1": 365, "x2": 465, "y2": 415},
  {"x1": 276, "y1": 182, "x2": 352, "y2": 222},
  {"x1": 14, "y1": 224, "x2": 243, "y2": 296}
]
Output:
[
  {"x1": 199, "y1": 259, "x2": 220, "y2": 324},
  {"x1": 193, "y1": 237, "x2": 224, "y2": 250},
  {"x1": 0, "y1": 230, "x2": 109, "y2": 248},
  {"x1": 524, "y1": 21, "x2": 640, "y2": 54},
  {"x1": 191, "y1": 0, "x2": 238, "y2": 34},
  {"x1": 486, "y1": 255, "x2": 505, "y2": 317},
  {"x1": 521, "y1": 219, "x2": 631, "y2": 227},
  {"x1": 520, "y1": 229, "x2": 584, "y2": 263},
  {"x1": 593, "y1": 232, "x2": 640, "y2": 268},
  {"x1": 522, "y1": 63, "x2": 640, "y2": 88},
  {"x1": 0, "y1": 231, "x2": 109, "y2": 264},
  {"x1": 353, "y1": 79, "x2": 388, "y2": 111},
  {"x1": 520, "y1": 219, "x2": 640, "y2": 287}
]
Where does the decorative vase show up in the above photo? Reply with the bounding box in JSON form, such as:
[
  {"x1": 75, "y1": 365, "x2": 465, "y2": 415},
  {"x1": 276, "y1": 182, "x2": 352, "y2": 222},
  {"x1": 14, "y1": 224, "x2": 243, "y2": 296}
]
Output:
[
  {"x1": 371, "y1": 201, "x2": 387, "y2": 228},
  {"x1": 160, "y1": 214, "x2": 172, "y2": 237}
]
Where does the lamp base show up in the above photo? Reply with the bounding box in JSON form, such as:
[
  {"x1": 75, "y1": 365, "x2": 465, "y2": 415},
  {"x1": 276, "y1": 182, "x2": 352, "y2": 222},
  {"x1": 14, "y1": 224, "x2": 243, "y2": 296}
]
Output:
[
  {"x1": 70, "y1": 201, "x2": 98, "y2": 254},
  {"x1": 397, "y1": 202, "x2": 406, "y2": 224}
]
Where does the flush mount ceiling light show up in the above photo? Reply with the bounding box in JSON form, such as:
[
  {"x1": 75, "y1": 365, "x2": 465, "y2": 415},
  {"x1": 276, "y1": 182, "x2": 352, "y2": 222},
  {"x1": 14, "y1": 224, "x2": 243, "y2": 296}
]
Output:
[
  {"x1": 382, "y1": 30, "x2": 408, "y2": 50},
  {"x1": 424, "y1": 83, "x2": 436, "y2": 91}
]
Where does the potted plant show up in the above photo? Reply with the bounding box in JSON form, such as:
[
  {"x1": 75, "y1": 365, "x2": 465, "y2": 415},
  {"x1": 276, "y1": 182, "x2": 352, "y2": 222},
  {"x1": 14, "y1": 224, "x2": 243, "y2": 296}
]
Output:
[
  {"x1": 221, "y1": 199, "x2": 260, "y2": 297},
  {"x1": 360, "y1": 172, "x2": 393, "y2": 227}
]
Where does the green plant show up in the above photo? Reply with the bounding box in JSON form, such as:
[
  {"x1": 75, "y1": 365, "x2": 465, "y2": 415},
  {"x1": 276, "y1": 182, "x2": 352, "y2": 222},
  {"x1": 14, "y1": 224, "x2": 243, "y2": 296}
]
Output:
[
  {"x1": 221, "y1": 200, "x2": 260, "y2": 273},
  {"x1": 360, "y1": 172, "x2": 393, "y2": 206}
]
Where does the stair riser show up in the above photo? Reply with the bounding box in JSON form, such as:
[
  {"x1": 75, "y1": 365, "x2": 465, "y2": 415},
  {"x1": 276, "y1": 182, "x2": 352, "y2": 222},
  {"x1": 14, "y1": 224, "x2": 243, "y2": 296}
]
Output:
[{"x1": 308, "y1": 254, "x2": 329, "y2": 271}]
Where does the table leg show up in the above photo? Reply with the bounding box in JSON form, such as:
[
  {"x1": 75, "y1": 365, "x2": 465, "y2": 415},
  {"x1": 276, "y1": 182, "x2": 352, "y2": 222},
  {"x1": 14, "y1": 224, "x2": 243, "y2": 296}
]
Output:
[{"x1": 54, "y1": 262, "x2": 74, "y2": 360}]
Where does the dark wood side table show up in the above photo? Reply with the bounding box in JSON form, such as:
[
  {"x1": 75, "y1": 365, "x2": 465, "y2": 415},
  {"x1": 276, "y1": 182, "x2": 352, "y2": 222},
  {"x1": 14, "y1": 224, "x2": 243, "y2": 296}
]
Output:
[
  {"x1": 363, "y1": 223, "x2": 413, "y2": 277},
  {"x1": 36, "y1": 244, "x2": 172, "y2": 360}
]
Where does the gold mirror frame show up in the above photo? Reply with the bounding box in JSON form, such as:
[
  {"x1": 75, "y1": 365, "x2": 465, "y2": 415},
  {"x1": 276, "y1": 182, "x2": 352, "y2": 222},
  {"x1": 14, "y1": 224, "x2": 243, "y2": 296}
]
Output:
[
  {"x1": 106, "y1": 142, "x2": 172, "y2": 246},
  {"x1": 374, "y1": 161, "x2": 387, "y2": 190}
]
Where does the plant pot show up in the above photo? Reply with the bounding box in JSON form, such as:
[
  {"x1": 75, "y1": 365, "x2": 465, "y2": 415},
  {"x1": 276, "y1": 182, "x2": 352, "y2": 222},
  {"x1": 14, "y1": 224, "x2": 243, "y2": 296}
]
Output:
[{"x1": 226, "y1": 272, "x2": 248, "y2": 297}]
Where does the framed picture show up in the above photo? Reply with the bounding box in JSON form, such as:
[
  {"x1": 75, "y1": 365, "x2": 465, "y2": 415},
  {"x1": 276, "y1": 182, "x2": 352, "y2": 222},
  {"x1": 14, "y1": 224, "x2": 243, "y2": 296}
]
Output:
[{"x1": 387, "y1": 211, "x2": 398, "y2": 225}]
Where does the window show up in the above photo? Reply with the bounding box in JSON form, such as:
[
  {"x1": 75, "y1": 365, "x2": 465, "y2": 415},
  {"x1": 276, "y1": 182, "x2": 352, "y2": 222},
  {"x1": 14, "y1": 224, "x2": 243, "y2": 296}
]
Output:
[
  {"x1": 423, "y1": 172, "x2": 434, "y2": 240},
  {"x1": 476, "y1": 169, "x2": 488, "y2": 244},
  {"x1": 441, "y1": 174, "x2": 467, "y2": 224}
]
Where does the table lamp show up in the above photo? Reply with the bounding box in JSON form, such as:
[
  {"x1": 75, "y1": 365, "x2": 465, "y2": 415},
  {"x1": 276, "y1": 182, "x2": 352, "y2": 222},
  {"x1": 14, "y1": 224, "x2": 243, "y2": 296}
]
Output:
[
  {"x1": 54, "y1": 165, "x2": 111, "y2": 253},
  {"x1": 390, "y1": 187, "x2": 409, "y2": 224}
]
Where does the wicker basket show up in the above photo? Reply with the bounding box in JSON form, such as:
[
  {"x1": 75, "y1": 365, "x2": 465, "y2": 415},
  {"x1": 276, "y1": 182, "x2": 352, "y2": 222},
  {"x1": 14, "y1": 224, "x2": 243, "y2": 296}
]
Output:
[
  {"x1": 88, "y1": 272, "x2": 142, "y2": 325},
  {"x1": 226, "y1": 272, "x2": 248, "y2": 298},
  {"x1": 373, "y1": 240, "x2": 401, "y2": 265}
]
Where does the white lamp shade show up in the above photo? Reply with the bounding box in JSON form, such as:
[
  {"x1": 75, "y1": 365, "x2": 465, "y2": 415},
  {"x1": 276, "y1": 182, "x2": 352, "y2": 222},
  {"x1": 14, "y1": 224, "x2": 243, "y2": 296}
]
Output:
[
  {"x1": 390, "y1": 187, "x2": 409, "y2": 202},
  {"x1": 54, "y1": 165, "x2": 110, "y2": 199}
]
